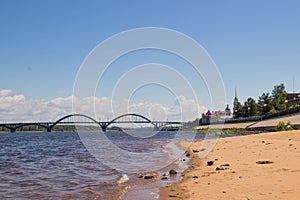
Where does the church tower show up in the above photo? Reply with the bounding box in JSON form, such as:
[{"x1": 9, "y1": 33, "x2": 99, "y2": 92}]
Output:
[{"x1": 233, "y1": 88, "x2": 239, "y2": 116}]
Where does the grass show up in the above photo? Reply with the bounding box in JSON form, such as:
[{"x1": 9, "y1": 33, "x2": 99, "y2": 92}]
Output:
[{"x1": 197, "y1": 127, "x2": 246, "y2": 135}]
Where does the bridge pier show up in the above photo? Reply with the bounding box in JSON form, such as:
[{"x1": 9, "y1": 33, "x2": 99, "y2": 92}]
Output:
[
  {"x1": 101, "y1": 126, "x2": 107, "y2": 132},
  {"x1": 99, "y1": 123, "x2": 108, "y2": 132}
]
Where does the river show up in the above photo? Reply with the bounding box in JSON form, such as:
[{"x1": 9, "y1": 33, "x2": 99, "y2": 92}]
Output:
[{"x1": 0, "y1": 131, "x2": 232, "y2": 199}]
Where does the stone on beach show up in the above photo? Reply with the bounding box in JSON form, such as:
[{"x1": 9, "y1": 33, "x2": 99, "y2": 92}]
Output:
[
  {"x1": 169, "y1": 169, "x2": 178, "y2": 175},
  {"x1": 220, "y1": 163, "x2": 230, "y2": 167},
  {"x1": 215, "y1": 166, "x2": 226, "y2": 171},
  {"x1": 256, "y1": 160, "x2": 274, "y2": 164},
  {"x1": 144, "y1": 175, "x2": 154, "y2": 179},
  {"x1": 207, "y1": 160, "x2": 214, "y2": 166},
  {"x1": 192, "y1": 149, "x2": 200, "y2": 153}
]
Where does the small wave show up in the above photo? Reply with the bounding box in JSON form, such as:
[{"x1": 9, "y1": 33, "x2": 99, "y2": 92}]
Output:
[
  {"x1": 0, "y1": 183, "x2": 10, "y2": 187},
  {"x1": 117, "y1": 174, "x2": 130, "y2": 184}
]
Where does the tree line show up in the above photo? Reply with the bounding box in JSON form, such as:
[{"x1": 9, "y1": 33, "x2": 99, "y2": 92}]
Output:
[{"x1": 233, "y1": 83, "x2": 292, "y2": 118}]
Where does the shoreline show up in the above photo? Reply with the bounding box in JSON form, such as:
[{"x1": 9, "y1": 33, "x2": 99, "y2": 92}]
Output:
[
  {"x1": 120, "y1": 132, "x2": 241, "y2": 200},
  {"x1": 159, "y1": 130, "x2": 300, "y2": 199},
  {"x1": 121, "y1": 139, "x2": 191, "y2": 200}
]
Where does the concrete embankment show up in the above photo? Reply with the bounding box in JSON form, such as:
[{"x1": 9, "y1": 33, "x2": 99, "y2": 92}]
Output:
[{"x1": 196, "y1": 113, "x2": 300, "y2": 131}]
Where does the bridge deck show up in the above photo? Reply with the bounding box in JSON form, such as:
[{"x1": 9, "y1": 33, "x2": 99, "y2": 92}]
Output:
[{"x1": 0, "y1": 113, "x2": 183, "y2": 133}]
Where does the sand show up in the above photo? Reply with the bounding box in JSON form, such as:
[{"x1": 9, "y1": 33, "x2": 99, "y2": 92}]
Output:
[{"x1": 159, "y1": 130, "x2": 300, "y2": 200}]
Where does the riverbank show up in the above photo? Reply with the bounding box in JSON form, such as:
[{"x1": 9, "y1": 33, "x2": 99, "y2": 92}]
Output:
[{"x1": 159, "y1": 130, "x2": 300, "y2": 199}]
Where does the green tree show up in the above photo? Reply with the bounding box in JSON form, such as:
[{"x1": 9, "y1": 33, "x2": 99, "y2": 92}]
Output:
[
  {"x1": 244, "y1": 97, "x2": 258, "y2": 117},
  {"x1": 270, "y1": 83, "x2": 287, "y2": 112},
  {"x1": 233, "y1": 101, "x2": 245, "y2": 118},
  {"x1": 257, "y1": 92, "x2": 271, "y2": 115}
]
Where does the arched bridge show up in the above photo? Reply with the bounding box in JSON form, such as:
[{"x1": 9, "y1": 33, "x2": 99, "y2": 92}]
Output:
[{"x1": 0, "y1": 113, "x2": 183, "y2": 132}]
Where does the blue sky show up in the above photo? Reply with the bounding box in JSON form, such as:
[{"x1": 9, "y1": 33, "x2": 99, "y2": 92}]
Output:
[{"x1": 1, "y1": 0, "x2": 300, "y2": 121}]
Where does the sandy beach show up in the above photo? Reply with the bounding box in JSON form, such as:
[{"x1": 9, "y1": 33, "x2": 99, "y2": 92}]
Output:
[{"x1": 159, "y1": 130, "x2": 300, "y2": 200}]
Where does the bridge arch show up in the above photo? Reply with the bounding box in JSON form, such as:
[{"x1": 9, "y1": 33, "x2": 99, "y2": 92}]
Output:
[
  {"x1": 50, "y1": 114, "x2": 102, "y2": 131},
  {"x1": 106, "y1": 113, "x2": 157, "y2": 128},
  {"x1": 0, "y1": 124, "x2": 13, "y2": 130},
  {"x1": 5, "y1": 123, "x2": 50, "y2": 132},
  {"x1": 0, "y1": 124, "x2": 14, "y2": 132}
]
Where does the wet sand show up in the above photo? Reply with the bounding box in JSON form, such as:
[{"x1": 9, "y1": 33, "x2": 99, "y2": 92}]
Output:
[
  {"x1": 159, "y1": 130, "x2": 300, "y2": 200},
  {"x1": 122, "y1": 149, "x2": 190, "y2": 200}
]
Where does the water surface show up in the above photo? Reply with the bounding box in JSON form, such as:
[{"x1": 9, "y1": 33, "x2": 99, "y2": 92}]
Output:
[{"x1": 0, "y1": 131, "x2": 237, "y2": 199}]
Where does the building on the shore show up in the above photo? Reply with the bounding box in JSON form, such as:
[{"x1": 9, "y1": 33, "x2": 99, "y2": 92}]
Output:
[
  {"x1": 286, "y1": 93, "x2": 300, "y2": 108},
  {"x1": 200, "y1": 104, "x2": 232, "y2": 124}
]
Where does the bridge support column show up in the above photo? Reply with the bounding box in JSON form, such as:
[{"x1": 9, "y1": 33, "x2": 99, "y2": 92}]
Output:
[
  {"x1": 46, "y1": 127, "x2": 51, "y2": 132},
  {"x1": 99, "y1": 123, "x2": 107, "y2": 132},
  {"x1": 153, "y1": 122, "x2": 159, "y2": 131},
  {"x1": 101, "y1": 126, "x2": 107, "y2": 132}
]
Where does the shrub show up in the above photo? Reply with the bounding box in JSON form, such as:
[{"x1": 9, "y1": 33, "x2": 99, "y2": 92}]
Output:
[
  {"x1": 276, "y1": 121, "x2": 286, "y2": 131},
  {"x1": 269, "y1": 108, "x2": 277, "y2": 114},
  {"x1": 285, "y1": 121, "x2": 294, "y2": 130}
]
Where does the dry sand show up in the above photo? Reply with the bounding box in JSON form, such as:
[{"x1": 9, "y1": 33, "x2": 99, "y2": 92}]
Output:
[{"x1": 159, "y1": 130, "x2": 300, "y2": 200}]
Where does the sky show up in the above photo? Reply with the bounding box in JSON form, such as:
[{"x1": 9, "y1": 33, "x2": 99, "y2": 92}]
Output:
[{"x1": 1, "y1": 0, "x2": 300, "y2": 122}]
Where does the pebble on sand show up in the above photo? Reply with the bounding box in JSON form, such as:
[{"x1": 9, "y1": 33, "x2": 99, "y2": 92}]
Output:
[
  {"x1": 256, "y1": 160, "x2": 274, "y2": 164},
  {"x1": 207, "y1": 161, "x2": 214, "y2": 166},
  {"x1": 144, "y1": 175, "x2": 154, "y2": 179}
]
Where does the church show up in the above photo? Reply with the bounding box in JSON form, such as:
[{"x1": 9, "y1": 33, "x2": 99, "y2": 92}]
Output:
[
  {"x1": 200, "y1": 104, "x2": 232, "y2": 124},
  {"x1": 233, "y1": 88, "x2": 239, "y2": 118}
]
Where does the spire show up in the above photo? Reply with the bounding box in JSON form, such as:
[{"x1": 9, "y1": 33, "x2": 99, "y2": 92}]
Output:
[
  {"x1": 233, "y1": 87, "x2": 239, "y2": 118},
  {"x1": 235, "y1": 87, "x2": 238, "y2": 99}
]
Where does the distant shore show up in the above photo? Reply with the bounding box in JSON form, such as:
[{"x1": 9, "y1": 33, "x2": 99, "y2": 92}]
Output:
[{"x1": 159, "y1": 130, "x2": 300, "y2": 199}]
